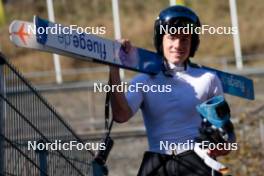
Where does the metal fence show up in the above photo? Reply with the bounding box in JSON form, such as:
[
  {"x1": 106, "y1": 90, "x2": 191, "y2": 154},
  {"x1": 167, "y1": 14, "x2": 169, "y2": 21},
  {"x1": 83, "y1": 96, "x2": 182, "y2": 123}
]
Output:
[{"x1": 0, "y1": 53, "x2": 95, "y2": 176}]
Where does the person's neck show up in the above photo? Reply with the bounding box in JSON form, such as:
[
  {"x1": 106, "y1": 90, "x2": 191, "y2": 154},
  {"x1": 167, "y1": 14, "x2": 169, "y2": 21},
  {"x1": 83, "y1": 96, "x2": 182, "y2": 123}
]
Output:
[
  {"x1": 162, "y1": 59, "x2": 189, "y2": 76},
  {"x1": 168, "y1": 62, "x2": 184, "y2": 69},
  {"x1": 167, "y1": 62, "x2": 186, "y2": 72}
]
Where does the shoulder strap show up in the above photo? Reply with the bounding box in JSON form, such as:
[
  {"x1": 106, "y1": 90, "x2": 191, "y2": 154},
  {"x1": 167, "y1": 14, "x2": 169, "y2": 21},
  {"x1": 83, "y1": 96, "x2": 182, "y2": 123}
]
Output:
[
  {"x1": 104, "y1": 74, "x2": 114, "y2": 134},
  {"x1": 94, "y1": 73, "x2": 114, "y2": 168}
]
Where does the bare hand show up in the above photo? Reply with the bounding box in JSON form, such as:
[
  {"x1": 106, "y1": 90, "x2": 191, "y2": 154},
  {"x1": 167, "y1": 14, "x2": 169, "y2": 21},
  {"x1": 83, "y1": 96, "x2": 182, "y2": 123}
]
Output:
[{"x1": 119, "y1": 39, "x2": 132, "y2": 53}]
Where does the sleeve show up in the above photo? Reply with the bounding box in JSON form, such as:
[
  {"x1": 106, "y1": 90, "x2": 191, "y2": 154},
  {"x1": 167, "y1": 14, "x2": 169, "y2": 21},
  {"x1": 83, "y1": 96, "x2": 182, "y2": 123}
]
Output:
[
  {"x1": 125, "y1": 75, "x2": 145, "y2": 116},
  {"x1": 208, "y1": 73, "x2": 224, "y2": 99}
]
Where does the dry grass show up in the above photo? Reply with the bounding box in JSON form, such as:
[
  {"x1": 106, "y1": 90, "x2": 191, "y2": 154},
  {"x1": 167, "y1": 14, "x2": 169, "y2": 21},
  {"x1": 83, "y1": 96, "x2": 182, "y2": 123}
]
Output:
[{"x1": 0, "y1": 0, "x2": 264, "y2": 81}]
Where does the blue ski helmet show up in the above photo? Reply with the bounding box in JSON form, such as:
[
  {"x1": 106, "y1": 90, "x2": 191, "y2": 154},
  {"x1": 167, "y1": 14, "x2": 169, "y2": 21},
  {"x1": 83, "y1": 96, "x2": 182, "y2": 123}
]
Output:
[{"x1": 154, "y1": 5, "x2": 201, "y2": 57}]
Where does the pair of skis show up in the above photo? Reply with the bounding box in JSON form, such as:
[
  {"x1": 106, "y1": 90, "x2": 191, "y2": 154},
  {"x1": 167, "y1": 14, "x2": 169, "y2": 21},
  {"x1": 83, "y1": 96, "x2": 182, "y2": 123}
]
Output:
[
  {"x1": 9, "y1": 16, "x2": 253, "y2": 174},
  {"x1": 9, "y1": 17, "x2": 162, "y2": 75},
  {"x1": 9, "y1": 16, "x2": 254, "y2": 100}
]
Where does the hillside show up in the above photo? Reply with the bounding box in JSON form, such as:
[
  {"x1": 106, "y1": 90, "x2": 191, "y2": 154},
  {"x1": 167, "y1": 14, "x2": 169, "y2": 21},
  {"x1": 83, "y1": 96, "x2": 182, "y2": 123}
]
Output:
[{"x1": 0, "y1": 0, "x2": 263, "y2": 81}]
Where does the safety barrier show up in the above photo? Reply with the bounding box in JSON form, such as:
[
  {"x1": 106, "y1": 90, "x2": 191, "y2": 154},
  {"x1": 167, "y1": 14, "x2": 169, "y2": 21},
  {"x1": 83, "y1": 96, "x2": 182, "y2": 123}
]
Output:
[{"x1": 0, "y1": 52, "x2": 94, "y2": 176}]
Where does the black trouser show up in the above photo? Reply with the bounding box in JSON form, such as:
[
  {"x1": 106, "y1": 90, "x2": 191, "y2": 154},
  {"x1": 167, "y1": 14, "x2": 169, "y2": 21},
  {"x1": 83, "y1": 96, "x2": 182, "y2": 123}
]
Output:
[{"x1": 137, "y1": 151, "x2": 223, "y2": 176}]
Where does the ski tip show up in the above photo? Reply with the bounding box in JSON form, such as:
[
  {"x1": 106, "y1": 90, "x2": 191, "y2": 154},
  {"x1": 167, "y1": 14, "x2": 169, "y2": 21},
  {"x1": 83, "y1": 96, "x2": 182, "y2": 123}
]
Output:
[
  {"x1": 9, "y1": 34, "x2": 15, "y2": 46},
  {"x1": 8, "y1": 20, "x2": 36, "y2": 48},
  {"x1": 9, "y1": 20, "x2": 29, "y2": 34},
  {"x1": 9, "y1": 20, "x2": 17, "y2": 34},
  {"x1": 9, "y1": 20, "x2": 20, "y2": 46}
]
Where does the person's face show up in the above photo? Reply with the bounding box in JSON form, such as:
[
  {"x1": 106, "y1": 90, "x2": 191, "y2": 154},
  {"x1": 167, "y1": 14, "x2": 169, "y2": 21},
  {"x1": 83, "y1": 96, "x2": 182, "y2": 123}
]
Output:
[{"x1": 162, "y1": 33, "x2": 192, "y2": 65}]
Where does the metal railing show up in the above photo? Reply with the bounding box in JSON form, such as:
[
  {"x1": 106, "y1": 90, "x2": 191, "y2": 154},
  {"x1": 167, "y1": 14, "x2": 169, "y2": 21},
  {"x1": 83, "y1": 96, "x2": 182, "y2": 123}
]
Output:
[{"x1": 0, "y1": 53, "x2": 95, "y2": 176}]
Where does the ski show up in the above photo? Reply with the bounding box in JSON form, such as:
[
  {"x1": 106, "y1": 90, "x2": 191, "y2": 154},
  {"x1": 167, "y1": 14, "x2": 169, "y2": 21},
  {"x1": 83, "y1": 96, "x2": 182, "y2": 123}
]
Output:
[
  {"x1": 194, "y1": 143, "x2": 229, "y2": 174},
  {"x1": 201, "y1": 65, "x2": 254, "y2": 100},
  {"x1": 9, "y1": 20, "x2": 95, "y2": 61},
  {"x1": 9, "y1": 17, "x2": 255, "y2": 100}
]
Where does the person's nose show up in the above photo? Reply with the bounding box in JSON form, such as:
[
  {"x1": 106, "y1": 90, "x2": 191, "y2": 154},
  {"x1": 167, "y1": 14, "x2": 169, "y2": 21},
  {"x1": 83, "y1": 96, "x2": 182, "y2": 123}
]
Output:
[{"x1": 172, "y1": 39, "x2": 181, "y2": 50}]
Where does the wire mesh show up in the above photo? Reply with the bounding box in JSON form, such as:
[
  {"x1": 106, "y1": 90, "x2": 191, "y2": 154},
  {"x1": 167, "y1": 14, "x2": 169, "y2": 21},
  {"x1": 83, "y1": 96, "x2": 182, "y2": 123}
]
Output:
[{"x1": 0, "y1": 53, "x2": 94, "y2": 176}]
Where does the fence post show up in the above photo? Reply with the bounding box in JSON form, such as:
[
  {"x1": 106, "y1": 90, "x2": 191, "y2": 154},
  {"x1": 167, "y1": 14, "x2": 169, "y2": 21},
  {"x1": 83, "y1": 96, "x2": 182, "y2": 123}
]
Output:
[
  {"x1": 36, "y1": 140, "x2": 48, "y2": 176},
  {"x1": 0, "y1": 53, "x2": 6, "y2": 176},
  {"x1": 260, "y1": 119, "x2": 264, "y2": 152}
]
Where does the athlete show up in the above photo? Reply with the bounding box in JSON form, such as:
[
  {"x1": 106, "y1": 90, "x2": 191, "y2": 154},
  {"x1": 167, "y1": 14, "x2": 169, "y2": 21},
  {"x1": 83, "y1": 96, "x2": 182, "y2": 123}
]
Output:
[{"x1": 110, "y1": 5, "x2": 234, "y2": 176}]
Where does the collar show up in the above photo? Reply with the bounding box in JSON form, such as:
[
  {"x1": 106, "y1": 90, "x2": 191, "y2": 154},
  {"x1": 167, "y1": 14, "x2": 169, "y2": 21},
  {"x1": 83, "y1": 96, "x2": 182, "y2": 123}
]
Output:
[{"x1": 163, "y1": 62, "x2": 189, "y2": 76}]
